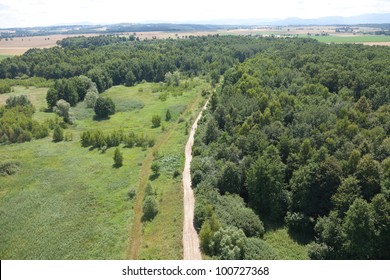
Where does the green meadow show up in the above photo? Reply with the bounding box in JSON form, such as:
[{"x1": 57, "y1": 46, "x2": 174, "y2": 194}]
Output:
[
  {"x1": 311, "y1": 35, "x2": 390, "y2": 44},
  {"x1": 0, "y1": 55, "x2": 13, "y2": 61},
  {"x1": 0, "y1": 79, "x2": 207, "y2": 259}
]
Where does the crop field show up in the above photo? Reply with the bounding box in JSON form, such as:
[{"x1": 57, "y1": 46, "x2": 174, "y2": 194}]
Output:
[
  {"x1": 0, "y1": 79, "x2": 206, "y2": 259},
  {"x1": 0, "y1": 34, "x2": 99, "y2": 55}
]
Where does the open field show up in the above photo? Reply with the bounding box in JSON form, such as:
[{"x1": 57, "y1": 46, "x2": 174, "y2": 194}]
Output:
[
  {"x1": 0, "y1": 34, "x2": 99, "y2": 55},
  {"x1": 0, "y1": 79, "x2": 207, "y2": 259},
  {"x1": 309, "y1": 35, "x2": 390, "y2": 44},
  {"x1": 1, "y1": 25, "x2": 389, "y2": 56}
]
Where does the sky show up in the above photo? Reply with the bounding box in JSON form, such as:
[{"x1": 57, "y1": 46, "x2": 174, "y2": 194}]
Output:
[{"x1": 0, "y1": 0, "x2": 389, "y2": 28}]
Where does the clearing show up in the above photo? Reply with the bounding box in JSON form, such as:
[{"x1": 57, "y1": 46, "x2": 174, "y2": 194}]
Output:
[{"x1": 0, "y1": 79, "x2": 206, "y2": 259}]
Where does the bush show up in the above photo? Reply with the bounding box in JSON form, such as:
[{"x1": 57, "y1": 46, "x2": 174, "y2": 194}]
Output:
[
  {"x1": 173, "y1": 169, "x2": 181, "y2": 178},
  {"x1": 52, "y1": 125, "x2": 64, "y2": 142},
  {"x1": 0, "y1": 160, "x2": 21, "y2": 176},
  {"x1": 5, "y1": 95, "x2": 33, "y2": 108},
  {"x1": 113, "y1": 147, "x2": 123, "y2": 167},
  {"x1": 165, "y1": 109, "x2": 172, "y2": 121},
  {"x1": 211, "y1": 226, "x2": 246, "y2": 260},
  {"x1": 151, "y1": 161, "x2": 160, "y2": 175},
  {"x1": 127, "y1": 187, "x2": 137, "y2": 199},
  {"x1": 244, "y1": 238, "x2": 278, "y2": 260},
  {"x1": 143, "y1": 196, "x2": 158, "y2": 221},
  {"x1": 151, "y1": 114, "x2": 161, "y2": 128},
  {"x1": 144, "y1": 182, "x2": 154, "y2": 196}
]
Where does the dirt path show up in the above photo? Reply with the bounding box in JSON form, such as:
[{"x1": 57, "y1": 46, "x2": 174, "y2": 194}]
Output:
[
  {"x1": 127, "y1": 94, "x2": 206, "y2": 260},
  {"x1": 182, "y1": 99, "x2": 209, "y2": 260}
]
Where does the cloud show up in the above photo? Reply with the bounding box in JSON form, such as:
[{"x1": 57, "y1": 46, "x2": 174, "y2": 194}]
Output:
[{"x1": 0, "y1": 0, "x2": 389, "y2": 28}]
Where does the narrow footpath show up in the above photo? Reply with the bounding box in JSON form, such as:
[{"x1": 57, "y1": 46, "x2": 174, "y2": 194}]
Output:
[{"x1": 182, "y1": 99, "x2": 209, "y2": 260}]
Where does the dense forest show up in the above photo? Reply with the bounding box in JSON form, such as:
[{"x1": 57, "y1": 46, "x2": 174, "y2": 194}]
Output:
[
  {"x1": 1, "y1": 35, "x2": 389, "y2": 259},
  {"x1": 192, "y1": 39, "x2": 390, "y2": 259}
]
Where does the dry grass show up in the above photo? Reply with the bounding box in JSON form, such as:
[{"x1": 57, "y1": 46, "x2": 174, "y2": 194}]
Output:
[{"x1": 0, "y1": 34, "x2": 99, "y2": 55}]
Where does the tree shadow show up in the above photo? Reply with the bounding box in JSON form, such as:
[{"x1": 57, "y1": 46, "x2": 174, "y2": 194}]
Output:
[
  {"x1": 149, "y1": 173, "x2": 160, "y2": 181},
  {"x1": 93, "y1": 115, "x2": 110, "y2": 121},
  {"x1": 287, "y1": 229, "x2": 315, "y2": 245}
]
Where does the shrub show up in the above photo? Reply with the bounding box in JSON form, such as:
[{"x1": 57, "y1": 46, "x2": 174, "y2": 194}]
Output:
[
  {"x1": 52, "y1": 125, "x2": 64, "y2": 142},
  {"x1": 143, "y1": 196, "x2": 158, "y2": 221},
  {"x1": 151, "y1": 161, "x2": 160, "y2": 175},
  {"x1": 165, "y1": 109, "x2": 172, "y2": 121},
  {"x1": 127, "y1": 187, "x2": 137, "y2": 200},
  {"x1": 0, "y1": 160, "x2": 21, "y2": 176},
  {"x1": 113, "y1": 147, "x2": 123, "y2": 167},
  {"x1": 244, "y1": 238, "x2": 278, "y2": 260},
  {"x1": 144, "y1": 182, "x2": 154, "y2": 196},
  {"x1": 151, "y1": 114, "x2": 161, "y2": 128}
]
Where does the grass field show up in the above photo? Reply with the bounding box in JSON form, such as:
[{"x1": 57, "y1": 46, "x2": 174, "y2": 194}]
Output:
[
  {"x1": 0, "y1": 79, "x2": 207, "y2": 259},
  {"x1": 0, "y1": 54, "x2": 13, "y2": 61},
  {"x1": 306, "y1": 35, "x2": 390, "y2": 44},
  {"x1": 264, "y1": 228, "x2": 309, "y2": 260}
]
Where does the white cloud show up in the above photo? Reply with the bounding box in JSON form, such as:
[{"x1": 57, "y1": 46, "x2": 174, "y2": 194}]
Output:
[{"x1": 0, "y1": 0, "x2": 389, "y2": 28}]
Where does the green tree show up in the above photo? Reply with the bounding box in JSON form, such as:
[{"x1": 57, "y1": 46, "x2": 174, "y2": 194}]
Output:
[
  {"x1": 331, "y1": 176, "x2": 362, "y2": 215},
  {"x1": 94, "y1": 97, "x2": 115, "y2": 118},
  {"x1": 355, "y1": 154, "x2": 381, "y2": 200},
  {"x1": 247, "y1": 147, "x2": 287, "y2": 221},
  {"x1": 290, "y1": 156, "x2": 342, "y2": 217},
  {"x1": 300, "y1": 138, "x2": 312, "y2": 163},
  {"x1": 143, "y1": 196, "x2": 158, "y2": 221},
  {"x1": 113, "y1": 147, "x2": 123, "y2": 168},
  {"x1": 217, "y1": 161, "x2": 242, "y2": 195},
  {"x1": 125, "y1": 70, "x2": 136, "y2": 86},
  {"x1": 85, "y1": 88, "x2": 99, "y2": 108},
  {"x1": 314, "y1": 211, "x2": 344, "y2": 259},
  {"x1": 347, "y1": 149, "x2": 361, "y2": 175},
  {"x1": 165, "y1": 109, "x2": 172, "y2": 121},
  {"x1": 370, "y1": 194, "x2": 390, "y2": 259},
  {"x1": 53, "y1": 99, "x2": 73, "y2": 124},
  {"x1": 343, "y1": 198, "x2": 375, "y2": 259},
  {"x1": 46, "y1": 87, "x2": 58, "y2": 109},
  {"x1": 5, "y1": 95, "x2": 33, "y2": 108},
  {"x1": 52, "y1": 125, "x2": 64, "y2": 142}
]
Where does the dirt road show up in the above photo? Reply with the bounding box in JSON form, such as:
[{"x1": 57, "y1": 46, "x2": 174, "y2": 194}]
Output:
[{"x1": 182, "y1": 99, "x2": 209, "y2": 260}]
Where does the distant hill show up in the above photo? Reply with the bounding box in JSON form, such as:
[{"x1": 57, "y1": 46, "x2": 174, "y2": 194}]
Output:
[
  {"x1": 183, "y1": 13, "x2": 390, "y2": 26},
  {"x1": 1, "y1": 13, "x2": 389, "y2": 38},
  {"x1": 271, "y1": 13, "x2": 390, "y2": 25}
]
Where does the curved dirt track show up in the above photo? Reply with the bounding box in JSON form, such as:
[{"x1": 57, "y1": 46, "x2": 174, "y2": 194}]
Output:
[{"x1": 182, "y1": 99, "x2": 209, "y2": 260}]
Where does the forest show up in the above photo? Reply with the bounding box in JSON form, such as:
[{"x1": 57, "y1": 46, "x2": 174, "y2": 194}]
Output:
[
  {"x1": 0, "y1": 35, "x2": 389, "y2": 260},
  {"x1": 191, "y1": 39, "x2": 390, "y2": 260}
]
